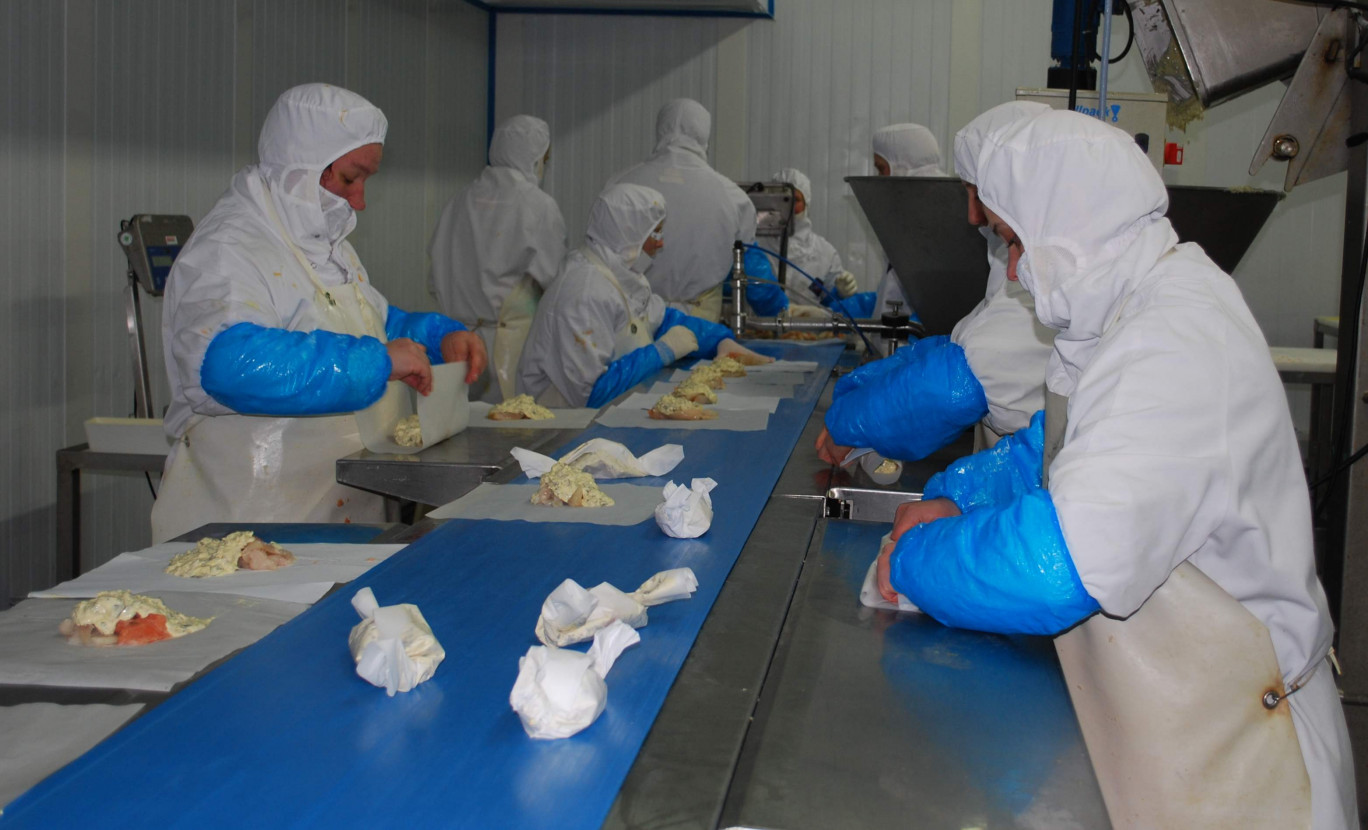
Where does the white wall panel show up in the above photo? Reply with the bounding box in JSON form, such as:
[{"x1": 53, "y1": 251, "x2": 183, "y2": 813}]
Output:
[{"x1": 1, "y1": 0, "x2": 67, "y2": 607}]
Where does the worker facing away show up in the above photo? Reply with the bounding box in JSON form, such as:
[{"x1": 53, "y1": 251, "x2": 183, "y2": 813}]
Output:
[
  {"x1": 878, "y1": 107, "x2": 1355, "y2": 829},
  {"x1": 429, "y1": 114, "x2": 568, "y2": 403},
  {"x1": 609, "y1": 98, "x2": 787, "y2": 320},
  {"x1": 518, "y1": 183, "x2": 769, "y2": 409},
  {"x1": 153, "y1": 83, "x2": 486, "y2": 543}
]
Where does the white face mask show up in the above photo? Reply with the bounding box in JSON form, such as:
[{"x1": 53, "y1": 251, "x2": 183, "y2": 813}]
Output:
[
  {"x1": 629, "y1": 246, "x2": 653, "y2": 274},
  {"x1": 318, "y1": 186, "x2": 355, "y2": 244}
]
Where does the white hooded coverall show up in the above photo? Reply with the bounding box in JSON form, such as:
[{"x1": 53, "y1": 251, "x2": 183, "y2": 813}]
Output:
[
  {"x1": 608, "y1": 99, "x2": 756, "y2": 321},
  {"x1": 428, "y1": 115, "x2": 567, "y2": 402},
  {"x1": 768, "y1": 167, "x2": 845, "y2": 311},
  {"x1": 950, "y1": 102, "x2": 1056, "y2": 441},
  {"x1": 975, "y1": 108, "x2": 1355, "y2": 828},
  {"x1": 153, "y1": 84, "x2": 395, "y2": 542},
  {"x1": 517, "y1": 185, "x2": 669, "y2": 408},
  {"x1": 871, "y1": 123, "x2": 945, "y2": 316}
]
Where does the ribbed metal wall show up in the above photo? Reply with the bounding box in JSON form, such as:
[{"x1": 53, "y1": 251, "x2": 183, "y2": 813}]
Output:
[
  {"x1": 1, "y1": 0, "x2": 489, "y2": 607},
  {"x1": 2, "y1": 0, "x2": 68, "y2": 609}
]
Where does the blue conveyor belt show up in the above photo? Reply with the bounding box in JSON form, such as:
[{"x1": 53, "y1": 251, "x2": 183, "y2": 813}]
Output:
[{"x1": 2, "y1": 343, "x2": 843, "y2": 830}]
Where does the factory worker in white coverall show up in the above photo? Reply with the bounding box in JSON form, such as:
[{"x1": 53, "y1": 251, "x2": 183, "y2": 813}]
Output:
[
  {"x1": 765, "y1": 167, "x2": 859, "y2": 317},
  {"x1": 829, "y1": 122, "x2": 948, "y2": 319},
  {"x1": 876, "y1": 108, "x2": 1355, "y2": 828},
  {"x1": 428, "y1": 114, "x2": 567, "y2": 402},
  {"x1": 816, "y1": 103, "x2": 1056, "y2": 465},
  {"x1": 152, "y1": 84, "x2": 486, "y2": 543},
  {"x1": 518, "y1": 184, "x2": 769, "y2": 408},
  {"x1": 609, "y1": 98, "x2": 788, "y2": 321}
]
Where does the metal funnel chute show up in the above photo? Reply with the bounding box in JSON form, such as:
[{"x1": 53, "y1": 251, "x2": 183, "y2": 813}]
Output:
[{"x1": 845, "y1": 176, "x2": 1282, "y2": 335}]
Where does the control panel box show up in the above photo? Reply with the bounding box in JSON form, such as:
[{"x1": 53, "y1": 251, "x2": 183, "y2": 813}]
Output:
[{"x1": 1015, "y1": 87, "x2": 1169, "y2": 171}]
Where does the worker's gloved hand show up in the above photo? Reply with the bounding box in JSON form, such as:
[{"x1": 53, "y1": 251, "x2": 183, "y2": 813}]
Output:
[
  {"x1": 387, "y1": 338, "x2": 434, "y2": 395},
  {"x1": 716, "y1": 338, "x2": 774, "y2": 365},
  {"x1": 439, "y1": 330, "x2": 488, "y2": 384},
  {"x1": 835, "y1": 271, "x2": 859, "y2": 298},
  {"x1": 890, "y1": 497, "x2": 961, "y2": 542},
  {"x1": 655, "y1": 325, "x2": 699, "y2": 363},
  {"x1": 815, "y1": 427, "x2": 853, "y2": 466},
  {"x1": 783, "y1": 304, "x2": 829, "y2": 320}
]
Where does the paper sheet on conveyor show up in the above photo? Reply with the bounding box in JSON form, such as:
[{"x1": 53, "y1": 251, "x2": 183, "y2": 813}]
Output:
[
  {"x1": 647, "y1": 380, "x2": 790, "y2": 399},
  {"x1": 428, "y1": 482, "x2": 661, "y2": 525},
  {"x1": 0, "y1": 702, "x2": 146, "y2": 810},
  {"x1": 709, "y1": 359, "x2": 818, "y2": 373},
  {"x1": 596, "y1": 404, "x2": 771, "y2": 431},
  {"x1": 0, "y1": 592, "x2": 309, "y2": 692},
  {"x1": 622, "y1": 389, "x2": 781, "y2": 413},
  {"x1": 466, "y1": 402, "x2": 599, "y2": 429},
  {"x1": 29, "y1": 543, "x2": 406, "y2": 605},
  {"x1": 667, "y1": 368, "x2": 808, "y2": 387}
]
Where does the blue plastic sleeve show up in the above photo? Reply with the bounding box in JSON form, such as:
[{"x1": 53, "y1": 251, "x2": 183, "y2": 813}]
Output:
[
  {"x1": 385, "y1": 305, "x2": 467, "y2": 364},
  {"x1": 923, "y1": 411, "x2": 1046, "y2": 512},
  {"x1": 742, "y1": 248, "x2": 790, "y2": 315},
  {"x1": 832, "y1": 335, "x2": 948, "y2": 401},
  {"x1": 586, "y1": 341, "x2": 667, "y2": 409},
  {"x1": 201, "y1": 322, "x2": 390, "y2": 415},
  {"x1": 657, "y1": 307, "x2": 732, "y2": 358},
  {"x1": 825, "y1": 337, "x2": 988, "y2": 461},
  {"x1": 890, "y1": 487, "x2": 1100, "y2": 636},
  {"x1": 823, "y1": 291, "x2": 876, "y2": 319}
]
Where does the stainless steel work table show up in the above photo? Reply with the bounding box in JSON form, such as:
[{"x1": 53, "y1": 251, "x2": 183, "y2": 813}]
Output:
[
  {"x1": 335, "y1": 420, "x2": 584, "y2": 507},
  {"x1": 605, "y1": 369, "x2": 1107, "y2": 829}
]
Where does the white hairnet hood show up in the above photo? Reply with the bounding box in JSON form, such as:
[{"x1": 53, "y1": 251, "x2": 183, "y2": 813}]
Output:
[
  {"x1": 952, "y1": 101, "x2": 1050, "y2": 185},
  {"x1": 653, "y1": 99, "x2": 711, "y2": 160},
  {"x1": 872, "y1": 123, "x2": 943, "y2": 176},
  {"x1": 975, "y1": 108, "x2": 1173, "y2": 396},
  {"x1": 257, "y1": 83, "x2": 388, "y2": 256},
  {"x1": 586, "y1": 184, "x2": 667, "y2": 267},
  {"x1": 488, "y1": 115, "x2": 552, "y2": 182}
]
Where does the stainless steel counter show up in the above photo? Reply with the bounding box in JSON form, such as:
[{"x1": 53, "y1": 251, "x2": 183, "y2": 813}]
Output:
[
  {"x1": 607, "y1": 369, "x2": 1107, "y2": 829},
  {"x1": 335, "y1": 423, "x2": 577, "y2": 505}
]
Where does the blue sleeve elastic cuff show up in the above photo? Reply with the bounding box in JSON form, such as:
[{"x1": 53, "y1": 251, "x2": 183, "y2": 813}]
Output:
[
  {"x1": 587, "y1": 341, "x2": 666, "y2": 408},
  {"x1": 741, "y1": 248, "x2": 789, "y2": 316},
  {"x1": 385, "y1": 305, "x2": 466, "y2": 364},
  {"x1": 832, "y1": 335, "x2": 948, "y2": 401},
  {"x1": 656, "y1": 309, "x2": 733, "y2": 358},
  {"x1": 923, "y1": 411, "x2": 1046, "y2": 511},
  {"x1": 825, "y1": 336, "x2": 988, "y2": 461},
  {"x1": 890, "y1": 487, "x2": 1100, "y2": 636},
  {"x1": 202, "y1": 322, "x2": 390, "y2": 415},
  {"x1": 824, "y1": 291, "x2": 876, "y2": 319}
]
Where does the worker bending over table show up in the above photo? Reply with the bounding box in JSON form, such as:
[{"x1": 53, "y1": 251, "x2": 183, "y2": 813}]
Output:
[
  {"x1": 879, "y1": 107, "x2": 1355, "y2": 829},
  {"x1": 518, "y1": 183, "x2": 767, "y2": 409},
  {"x1": 818, "y1": 102, "x2": 1056, "y2": 465},
  {"x1": 153, "y1": 83, "x2": 486, "y2": 543}
]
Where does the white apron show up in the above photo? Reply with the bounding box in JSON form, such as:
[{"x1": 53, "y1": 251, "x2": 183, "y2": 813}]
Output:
[
  {"x1": 671, "y1": 281, "x2": 723, "y2": 323},
  {"x1": 472, "y1": 273, "x2": 541, "y2": 403},
  {"x1": 151, "y1": 212, "x2": 388, "y2": 543},
  {"x1": 536, "y1": 251, "x2": 654, "y2": 409},
  {"x1": 1045, "y1": 390, "x2": 1313, "y2": 829}
]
